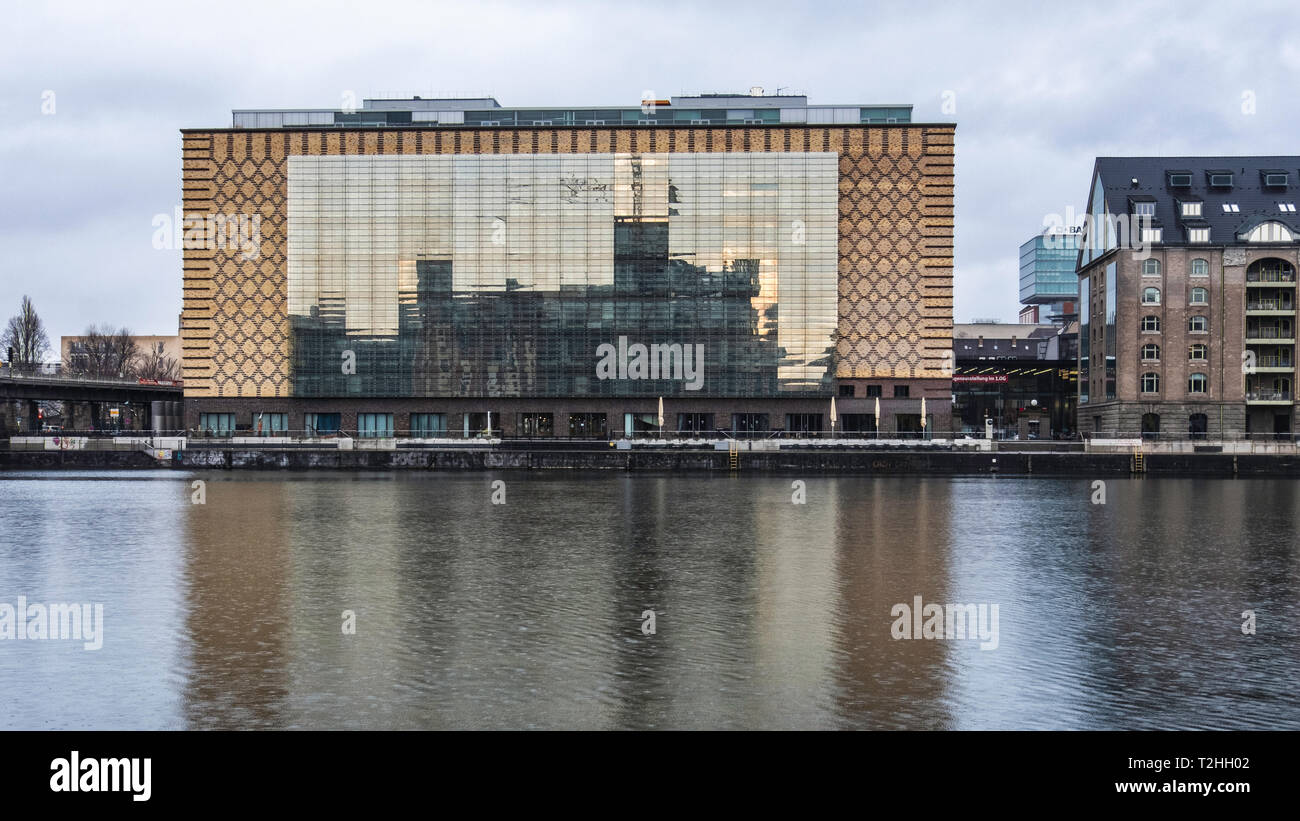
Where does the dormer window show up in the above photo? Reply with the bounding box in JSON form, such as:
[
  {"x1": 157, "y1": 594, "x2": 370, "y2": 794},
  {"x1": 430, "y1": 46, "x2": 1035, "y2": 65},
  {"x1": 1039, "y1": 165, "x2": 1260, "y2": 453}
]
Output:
[
  {"x1": 1263, "y1": 172, "x2": 1289, "y2": 188},
  {"x1": 1180, "y1": 200, "x2": 1202, "y2": 217},
  {"x1": 1243, "y1": 221, "x2": 1296, "y2": 243},
  {"x1": 1188, "y1": 227, "x2": 1210, "y2": 243},
  {"x1": 1133, "y1": 201, "x2": 1156, "y2": 217},
  {"x1": 1208, "y1": 172, "x2": 1233, "y2": 188},
  {"x1": 1167, "y1": 172, "x2": 1193, "y2": 187}
]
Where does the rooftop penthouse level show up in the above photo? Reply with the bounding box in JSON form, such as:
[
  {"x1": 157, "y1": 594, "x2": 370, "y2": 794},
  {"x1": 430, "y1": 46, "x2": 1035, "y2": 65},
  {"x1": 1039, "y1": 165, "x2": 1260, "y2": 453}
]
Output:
[{"x1": 231, "y1": 91, "x2": 913, "y2": 129}]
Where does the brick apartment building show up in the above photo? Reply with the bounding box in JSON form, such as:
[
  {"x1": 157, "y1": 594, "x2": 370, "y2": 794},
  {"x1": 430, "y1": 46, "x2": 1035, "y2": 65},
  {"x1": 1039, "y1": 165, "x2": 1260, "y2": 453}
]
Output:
[{"x1": 1077, "y1": 156, "x2": 1300, "y2": 438}]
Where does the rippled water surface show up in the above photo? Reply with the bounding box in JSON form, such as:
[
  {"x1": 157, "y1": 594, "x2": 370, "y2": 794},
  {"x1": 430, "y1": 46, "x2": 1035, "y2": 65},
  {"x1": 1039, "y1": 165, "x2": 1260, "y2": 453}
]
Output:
[{"x1": 1, "y1": 470, "x2": 1298, "y2": 729}]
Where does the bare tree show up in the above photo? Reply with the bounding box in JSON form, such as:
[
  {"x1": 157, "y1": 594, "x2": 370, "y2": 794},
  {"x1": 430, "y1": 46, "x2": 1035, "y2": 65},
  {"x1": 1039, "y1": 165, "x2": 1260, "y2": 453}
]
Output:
[
  {"x1": 108, "y1": 328, "x2": 140, "y2": 377},
  {"x1": 66, "y1": 324, "x2": 140, "y2": 378},
  {"x1": 135, "y1": 343, "x2": 179, "y2": 381},
  {"x1": 2, "y1": 295, "x2": 51, "y2": 373}
]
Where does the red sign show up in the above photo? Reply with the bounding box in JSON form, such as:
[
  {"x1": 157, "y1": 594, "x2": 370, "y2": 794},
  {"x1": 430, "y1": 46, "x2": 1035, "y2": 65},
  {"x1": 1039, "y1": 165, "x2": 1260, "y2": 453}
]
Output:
[{"x1": 953, "y1": 374, "x2": 1010, "y2": 384}]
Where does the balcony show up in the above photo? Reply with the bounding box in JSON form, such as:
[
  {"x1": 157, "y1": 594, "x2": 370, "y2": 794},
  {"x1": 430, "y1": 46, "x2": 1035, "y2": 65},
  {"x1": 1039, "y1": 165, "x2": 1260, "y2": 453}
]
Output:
[
  {"x1": 1246, "y1": 390, "x2": 1293, "y2": 404},
  {"x1": 1245, "y1": 326, "x2": 1296, "y2": 344},
  {"x1": 1247, "y1": 269, "x2": 1296, "y2": 285},
  {"x1": 1246, "y1": 297, "x2": 1296, "y2": 314},
  {"x1": 1253, "y1": 354, "x2": 1295, "y2": 372}
]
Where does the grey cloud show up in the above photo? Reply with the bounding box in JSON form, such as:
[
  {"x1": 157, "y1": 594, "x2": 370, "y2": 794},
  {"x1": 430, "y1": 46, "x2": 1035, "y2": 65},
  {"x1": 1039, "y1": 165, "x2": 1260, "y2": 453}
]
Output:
[{"x1": 1, "y1": 0, "x2": 1296, "y2": 341}]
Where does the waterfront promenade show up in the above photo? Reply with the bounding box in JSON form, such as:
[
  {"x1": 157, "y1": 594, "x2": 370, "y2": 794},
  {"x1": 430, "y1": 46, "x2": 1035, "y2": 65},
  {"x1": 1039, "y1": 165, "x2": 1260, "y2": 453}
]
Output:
[{"x1": 5, "y1": 433, "x2": 1300, "y2": 475}]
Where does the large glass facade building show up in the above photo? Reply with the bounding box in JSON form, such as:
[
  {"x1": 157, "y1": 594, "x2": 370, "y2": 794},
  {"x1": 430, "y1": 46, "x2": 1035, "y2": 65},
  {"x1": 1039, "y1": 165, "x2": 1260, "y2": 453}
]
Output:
[{"x1": 180, "y1": 93, "x2": 955, "y2": 437}]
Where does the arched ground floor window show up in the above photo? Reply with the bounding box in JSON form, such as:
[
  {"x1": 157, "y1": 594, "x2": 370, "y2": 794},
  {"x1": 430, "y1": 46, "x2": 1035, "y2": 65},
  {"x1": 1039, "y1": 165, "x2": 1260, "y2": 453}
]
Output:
[{"x1": 1141, "y1": 412, "x2": 1161, "y2": 439}]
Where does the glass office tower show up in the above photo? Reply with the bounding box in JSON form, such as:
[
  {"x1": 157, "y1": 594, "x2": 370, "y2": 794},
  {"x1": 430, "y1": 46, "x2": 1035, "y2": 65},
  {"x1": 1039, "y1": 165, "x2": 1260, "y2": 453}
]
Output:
[{"x1": 1019, "y1": 231, "x2": 1081, "y2": 324}]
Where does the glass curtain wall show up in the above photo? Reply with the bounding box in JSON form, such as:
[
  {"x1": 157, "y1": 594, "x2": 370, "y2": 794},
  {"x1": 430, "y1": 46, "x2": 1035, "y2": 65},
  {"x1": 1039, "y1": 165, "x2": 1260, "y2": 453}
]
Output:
[{"x1": 287, "y1": 153, "x2": 838, "y2": 398}]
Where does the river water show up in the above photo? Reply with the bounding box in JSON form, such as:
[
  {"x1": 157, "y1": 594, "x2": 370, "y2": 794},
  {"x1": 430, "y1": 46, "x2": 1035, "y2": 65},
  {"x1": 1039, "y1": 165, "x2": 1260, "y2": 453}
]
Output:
[{"x1": 1, "y1": 470, "x2": 1297, "y2": 729}]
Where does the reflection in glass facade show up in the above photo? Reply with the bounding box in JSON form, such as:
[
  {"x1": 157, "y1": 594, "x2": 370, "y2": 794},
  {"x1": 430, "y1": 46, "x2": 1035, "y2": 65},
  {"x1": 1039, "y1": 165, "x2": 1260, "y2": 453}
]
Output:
[
  {"x1": 1079, "y1": 276, "x2": 1090, "y2": 404},
  {"x1": 1104, "y1": 261, "x2": 1116, "y2": 400},
  {"x1": 1079, "y1": 172, "x2": 1114, "y2": 268},
  {"x1": 287, "y1": 153, "x2": 838, "y2": 397}
]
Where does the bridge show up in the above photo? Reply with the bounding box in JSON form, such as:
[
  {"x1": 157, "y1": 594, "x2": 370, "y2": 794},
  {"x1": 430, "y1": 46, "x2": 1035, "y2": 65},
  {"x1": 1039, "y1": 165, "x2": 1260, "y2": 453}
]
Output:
[{"x1": 0, "y1": 369, "x2": 183, "y2": 433}]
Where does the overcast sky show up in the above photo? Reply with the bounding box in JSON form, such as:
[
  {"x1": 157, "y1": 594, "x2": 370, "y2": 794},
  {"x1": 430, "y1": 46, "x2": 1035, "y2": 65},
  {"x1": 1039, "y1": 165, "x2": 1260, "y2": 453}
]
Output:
[{"x1": 3, "y1": 0, "x2": 1297, "y2": 347}]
